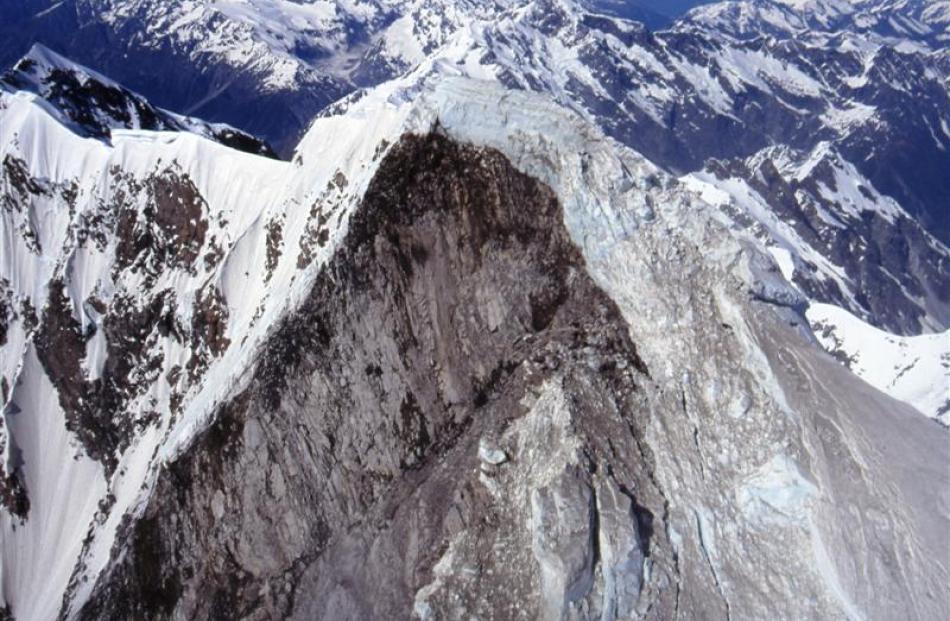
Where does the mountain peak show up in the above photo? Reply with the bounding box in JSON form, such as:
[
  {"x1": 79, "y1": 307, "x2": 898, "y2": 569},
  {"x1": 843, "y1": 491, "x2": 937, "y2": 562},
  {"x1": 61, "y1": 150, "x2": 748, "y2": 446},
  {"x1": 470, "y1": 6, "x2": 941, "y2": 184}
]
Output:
[
  {"x1": 2, "y1": 43, "x2": 278, "y2": 158},
  {"x1": 17, "y1": 42, "x2": 115, "y2": 84}
]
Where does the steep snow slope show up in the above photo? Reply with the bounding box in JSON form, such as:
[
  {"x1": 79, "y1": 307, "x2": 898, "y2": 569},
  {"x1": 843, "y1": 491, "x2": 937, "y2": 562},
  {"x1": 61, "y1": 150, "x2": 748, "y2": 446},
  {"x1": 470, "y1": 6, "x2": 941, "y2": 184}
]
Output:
[{"x1": 0, "y1": 79, "x2": 403, "y2": 618}]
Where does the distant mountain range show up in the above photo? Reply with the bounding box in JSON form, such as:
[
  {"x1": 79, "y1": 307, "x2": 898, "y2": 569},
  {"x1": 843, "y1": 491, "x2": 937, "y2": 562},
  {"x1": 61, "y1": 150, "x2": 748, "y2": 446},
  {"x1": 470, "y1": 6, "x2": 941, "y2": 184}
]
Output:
[{"x1": 0, "y1": 1, "x2": 714, "y2": 155}]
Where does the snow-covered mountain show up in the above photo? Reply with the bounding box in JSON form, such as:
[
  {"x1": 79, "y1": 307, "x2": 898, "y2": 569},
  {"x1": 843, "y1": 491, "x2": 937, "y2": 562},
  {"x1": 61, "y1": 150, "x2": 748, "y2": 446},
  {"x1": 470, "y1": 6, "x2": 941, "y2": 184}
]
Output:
[
  {"x1": 0, "y1": 0, "x2": 515, "y2": 153},
  {"x1": 369, "y1": 0, "x2": 950, "y2": 336},
  {"x1": 1, "y1": 0, "x2": 385, "y2": 154},
  {"x1": 1, "y1": 1, "x2": 948, "y2": 620},
  {"x1": 679, "y1": 0, "x2": 950, "y2": 47},
  {"x1": 808, "y1": 302, "x2": 950, "y2": 426},
  {"x1": 683, "y1": 142, "x2": 948, "y2": 336},
  {"x1": 1, "y1": 43, "x2": 276, "y2": 157}
]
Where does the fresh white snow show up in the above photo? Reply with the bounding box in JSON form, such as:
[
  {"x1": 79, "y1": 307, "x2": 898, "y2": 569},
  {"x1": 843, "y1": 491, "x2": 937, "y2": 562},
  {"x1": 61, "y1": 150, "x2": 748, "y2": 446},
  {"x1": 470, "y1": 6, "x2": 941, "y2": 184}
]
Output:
[{"x1": 808, "y1": 302, "x2": 950, "y2": 425}]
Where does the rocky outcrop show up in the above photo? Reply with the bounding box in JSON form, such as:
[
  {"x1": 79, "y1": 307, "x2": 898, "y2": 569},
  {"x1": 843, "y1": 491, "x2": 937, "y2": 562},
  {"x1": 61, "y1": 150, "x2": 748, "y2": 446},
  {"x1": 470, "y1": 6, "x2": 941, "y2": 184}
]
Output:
[
  {"x1": 114, "y1": 169, "x2": 210, "y2": 277},
  {"x1": 80, "y1": 131, "x2": 679, "y2": 620},
  {"x1": 0, "y1": 280, "x2": 10, "y2": 348},
  {"x1": 0, "y1": 470, "x2": 28, "y2": 521},
  {"x1": 34, "y1": 279, "x2": 122, "y2": 470}
]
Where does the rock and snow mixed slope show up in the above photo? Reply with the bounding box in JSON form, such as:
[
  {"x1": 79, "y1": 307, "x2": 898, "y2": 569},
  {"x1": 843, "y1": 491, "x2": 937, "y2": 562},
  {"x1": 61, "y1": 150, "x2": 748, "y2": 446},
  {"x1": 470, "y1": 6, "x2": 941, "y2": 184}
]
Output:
[
  {"x1": 0, "y1": 59, "x2": 409, "y2": 618},
  {"x1": 682, "y1": 142, "x2": 949, "y2": 334},
  {"x1": 2, "y1": 57, "x2": 949, "y2": 620},
  {"x1": 297, "y1": 0, "x2": 950, "y2": 333},
  {"x1": 0, "y1": 0, "x2": 515, "y2": 153},
  {"x1": 0, "y1": 1, "x2": 948, "y2": 620},
  {"x1": 808, "y1": 302, "x2": 950, "y2": 424},
  {"x1": 312, "y1": 0, "x2": 950, "y2": 415}
]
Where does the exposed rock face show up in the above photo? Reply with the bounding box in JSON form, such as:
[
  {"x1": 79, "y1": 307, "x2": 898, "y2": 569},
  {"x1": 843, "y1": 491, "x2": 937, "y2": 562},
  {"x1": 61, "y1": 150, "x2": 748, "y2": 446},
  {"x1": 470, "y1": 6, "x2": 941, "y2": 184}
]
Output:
[
  {"x1": 115, "y1": 169, "x2": 209, "y2": 276},
  {"x1": 0, "y1": 470, "x2": 28, "y2": 521},
  {"x1": 80, "y1": 131, "x2": 678, "y2": 620},
  {"x1": 33, "y1": 278, "x2": 122, "y2": 470},
  {"x1": 0, "y1": 280, "x2": 10, "y2": 348}
]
